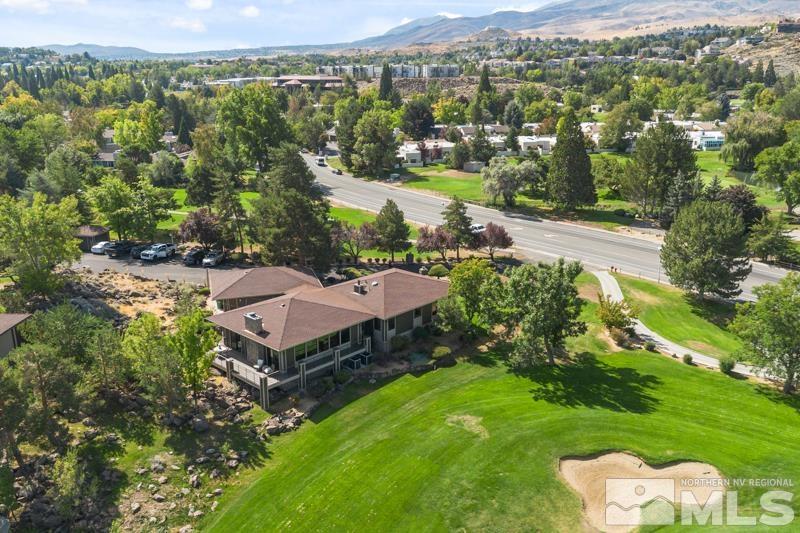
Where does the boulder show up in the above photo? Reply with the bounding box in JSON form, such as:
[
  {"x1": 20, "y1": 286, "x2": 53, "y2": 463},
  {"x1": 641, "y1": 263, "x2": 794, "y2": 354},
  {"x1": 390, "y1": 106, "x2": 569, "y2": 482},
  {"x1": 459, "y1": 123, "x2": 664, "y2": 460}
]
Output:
[
  {"x1": 131, "y1": 502, "x2": 141, "y2": 514},
  {"x1": 189, "y1": 474, "x2": 201, "y2": 488},
  {"x1": 192, "y1": 417, "x2": 210, "y2": 433},
  {"x1": 152, "y1": 494, "x2": 166, "y2": 503}
]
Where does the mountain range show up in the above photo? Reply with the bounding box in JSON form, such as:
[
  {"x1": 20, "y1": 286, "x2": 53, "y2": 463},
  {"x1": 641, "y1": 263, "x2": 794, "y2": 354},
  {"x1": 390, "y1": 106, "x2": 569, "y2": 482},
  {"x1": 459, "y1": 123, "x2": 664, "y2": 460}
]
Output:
[{"x1": 42, "y1": 0, "x2": 800, "y2": 60}]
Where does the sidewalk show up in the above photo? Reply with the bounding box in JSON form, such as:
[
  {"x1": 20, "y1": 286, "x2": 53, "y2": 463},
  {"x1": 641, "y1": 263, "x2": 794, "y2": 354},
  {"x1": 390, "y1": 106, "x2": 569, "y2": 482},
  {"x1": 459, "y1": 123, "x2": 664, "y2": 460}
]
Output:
[{"x1": 592, "y1": 271, "x2": 760, "y2": 378}]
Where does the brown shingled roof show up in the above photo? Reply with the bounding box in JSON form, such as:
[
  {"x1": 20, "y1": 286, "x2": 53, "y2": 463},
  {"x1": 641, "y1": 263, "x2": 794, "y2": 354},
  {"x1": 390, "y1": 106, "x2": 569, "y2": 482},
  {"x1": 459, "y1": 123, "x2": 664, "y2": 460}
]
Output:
[
  {"x1": 327, "y1": 269, "x2": 449, "y2": 320},
  {"x1": 207, "y1": 269, "x2": 448, "y2": 351},
  {"x1": 208, "y1": 266, "x2": 321, "y2": 301},
  {"x1": 0, "y1": 313, "x2": 30, "y2": 335},
  {"x1": 208, "y1": 286, "x2": 373, "y2": 351}
]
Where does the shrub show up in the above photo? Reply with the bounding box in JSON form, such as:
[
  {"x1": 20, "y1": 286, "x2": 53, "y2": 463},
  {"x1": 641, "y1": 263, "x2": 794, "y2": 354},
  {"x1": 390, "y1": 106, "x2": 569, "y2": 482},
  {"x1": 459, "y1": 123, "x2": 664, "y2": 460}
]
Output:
[
  {"x1": 428, "y1": 264, "x2": 450, "y2": 278},
  {"x1": 307, "y1": 380, "x2": 326, "y2": 397},
  {"x1": 412, "y1": 326, "x2": 430, "y2": 341},
  {"x1": 609, "y1": 327, "x2": 629, "y2": 347},
  {"x1": 644, "y1": 341, "x2": 657, "y2": 352},
  {"x1": 390, "y1": 334, "x2": 410, "y2": 352},
  {"x1": 719, "y1": 356, "x2": 736, "y2": 374},
  {"x1": 683, "y1": 353, "x2": 693, "y2": 365},
  {"x1": 333, "y1": 370, "x2": 351, "y2": 385},
  {"x1": 597, "y1": 294, "x2": 638, "y2": 331},
  {"x1": 431, "y1": 345, "x2": 452, "y2": 361},
  {"x1": 342, "y1": 266, "x2": 363, "y2": 280},
  {"x1": 197, "y1": 286, "x2": 210, "y2": 296},
  {"x1": 322, "y1": 376, "x2": 335, "y2": 391},
  {"x1": 415, "y1": 256, "x2": 422, "y2": 263},
  {"x1": 613, "y1": 208, "x2": 628, "y2": 217}
]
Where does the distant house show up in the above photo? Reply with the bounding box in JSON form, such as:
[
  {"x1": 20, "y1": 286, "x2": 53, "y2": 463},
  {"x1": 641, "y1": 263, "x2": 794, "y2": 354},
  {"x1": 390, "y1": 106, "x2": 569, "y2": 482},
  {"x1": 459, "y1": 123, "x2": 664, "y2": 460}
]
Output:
[
  {"x1": 0, "y1": 314, "x2": 30, "y2": 358},
  {"x1": 208, "y1": 269, "x2": 448, "y2": 408},
  {"x1": 93, "y1": 128, "x2": 120, "y2": 168},
  {"x1": 75, "y1": 225, "x2": 110, "y2": 252},
  {"x1": 777, "y1": 19, "x2": 800, "y2": 34},
  {"x1": 397, "y1": 140, "x2": 454, "y2": 167}
]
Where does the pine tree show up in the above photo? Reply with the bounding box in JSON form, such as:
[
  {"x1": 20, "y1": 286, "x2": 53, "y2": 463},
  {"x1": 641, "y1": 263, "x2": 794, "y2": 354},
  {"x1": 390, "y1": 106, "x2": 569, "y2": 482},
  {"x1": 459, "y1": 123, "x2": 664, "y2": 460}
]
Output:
[
  {"x1": 753, "y1": 61, "x2": 764, "y2": 84},
  {"x1": 442, "y1": 197, "x2": 474, "y2": 259},
  {"x1": 546, "y1": 109, "x2": 596, "y2": 209},
  {"x1": 765, "y1": 60, "x2": 778, "y2": 88},
  {"x1": 379, "y1": 63, "x2": 393, "y2": 101},
  {"x1": 374, "y1": 199, "x2": 410, "y2": 262},
  {"x1": 660, "y1": 171, "x2": 702, "y2": 229},
  {"x1": 703, "y1": 175, "x2": 724, "y2": 202},
  {"x1": 478, "y1": 64, "x2": 492, "y2": 94}
]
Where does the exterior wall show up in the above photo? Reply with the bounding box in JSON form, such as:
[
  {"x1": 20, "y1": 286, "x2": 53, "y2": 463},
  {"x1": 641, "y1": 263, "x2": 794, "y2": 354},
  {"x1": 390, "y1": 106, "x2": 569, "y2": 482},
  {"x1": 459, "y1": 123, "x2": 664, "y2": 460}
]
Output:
[
  {"x1": 0, "y1": 329, "x2": 18, "y2": 358},
  {"x1": 373, "y1": 305, "x2": 435, "y2": 354},
  {"x1": 218, "y1": 294, "x2": 281, "y2": 312}
]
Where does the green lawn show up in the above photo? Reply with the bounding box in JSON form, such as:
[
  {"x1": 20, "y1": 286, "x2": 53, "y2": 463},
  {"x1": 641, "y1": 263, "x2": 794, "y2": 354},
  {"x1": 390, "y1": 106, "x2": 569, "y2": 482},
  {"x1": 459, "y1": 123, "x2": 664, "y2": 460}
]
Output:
[
  {"x1": 615, "y1": 274, "x2": 743, "y2": 359},
  {"x1": 204, "y1": 277, "x2": 800, "y2": 531},
  {"x1": 330, "y1": 205, "x2": 420, "y2": 259}
]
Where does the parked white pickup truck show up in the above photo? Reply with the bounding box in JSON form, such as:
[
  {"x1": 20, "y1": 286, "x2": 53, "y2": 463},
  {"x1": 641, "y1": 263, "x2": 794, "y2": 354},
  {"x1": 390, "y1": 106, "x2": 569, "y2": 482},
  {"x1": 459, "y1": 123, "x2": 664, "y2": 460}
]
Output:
[{"x1": 139, "y1": 243, "x2": 177, "y2": 261}]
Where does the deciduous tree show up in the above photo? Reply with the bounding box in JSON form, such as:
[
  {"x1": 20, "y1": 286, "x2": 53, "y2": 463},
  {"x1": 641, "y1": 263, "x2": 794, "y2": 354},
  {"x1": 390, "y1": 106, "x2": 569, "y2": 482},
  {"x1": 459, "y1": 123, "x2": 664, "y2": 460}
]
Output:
[{"x1": 732, "y1": 274, "x2": 800, "y2": 393}]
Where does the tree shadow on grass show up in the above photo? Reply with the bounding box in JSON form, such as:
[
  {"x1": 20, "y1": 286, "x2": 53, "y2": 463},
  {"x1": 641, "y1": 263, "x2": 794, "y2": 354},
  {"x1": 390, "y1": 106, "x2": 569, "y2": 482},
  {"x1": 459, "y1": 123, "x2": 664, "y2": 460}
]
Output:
[
  {"x1": 755, "y1": 384, "x2": 800, "y2": 413},
  {"x1": 684, "y1": 294, "x2": 737, "y2": 330},
  {"x1": 163, "y1": 419, "x2": 272, "y2": 479},
  {"x1": 517, "y1": 352, "x2": 663, "y2": 414}
]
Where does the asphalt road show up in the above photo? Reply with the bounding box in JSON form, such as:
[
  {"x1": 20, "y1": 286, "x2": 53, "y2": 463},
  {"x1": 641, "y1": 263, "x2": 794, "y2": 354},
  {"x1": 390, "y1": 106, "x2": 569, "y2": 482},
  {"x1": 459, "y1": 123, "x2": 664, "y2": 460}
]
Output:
[
  {"x1": 77, "y1": 252, "x2": 215, "y2": 285},
  {"x1": 306, "y1": 153, "x2": 788, "y2": 300}
]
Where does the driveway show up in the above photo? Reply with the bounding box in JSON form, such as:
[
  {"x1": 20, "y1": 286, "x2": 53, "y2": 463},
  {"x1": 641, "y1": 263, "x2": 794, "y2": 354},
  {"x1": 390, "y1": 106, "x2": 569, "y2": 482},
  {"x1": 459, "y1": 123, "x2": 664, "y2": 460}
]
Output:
[{"x1": 77, "y1": 253, "x2": 240, "y2": 285}]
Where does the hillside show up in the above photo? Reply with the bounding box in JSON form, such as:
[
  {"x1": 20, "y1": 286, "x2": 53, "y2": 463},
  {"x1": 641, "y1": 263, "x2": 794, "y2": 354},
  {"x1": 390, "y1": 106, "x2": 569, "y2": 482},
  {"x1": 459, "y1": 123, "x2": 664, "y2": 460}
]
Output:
[
  {"x1": 726, "y1": 32, "x2": 800, "y2": 75},
  {"x1": 39, "y1": 0, "x2": 800, "y2": 59}
]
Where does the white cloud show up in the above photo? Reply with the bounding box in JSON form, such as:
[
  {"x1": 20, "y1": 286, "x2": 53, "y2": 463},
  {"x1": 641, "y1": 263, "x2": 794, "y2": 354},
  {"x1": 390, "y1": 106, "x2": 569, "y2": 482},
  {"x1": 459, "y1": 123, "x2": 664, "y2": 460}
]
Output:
[
  {"x1": 437, "y1": 12, "x2": 462, "y2": 19},
  {"x1": 186, "y1": 0, "x2": 212, "y2": 10},
  {"x1": 399, "y1": 17, "x2": 412, "y2": 25},
  {"x1": 492, "y1": 3, "x2": 545, "y2": 13},
  {"x1": 239, "y1": 4, "x2": 260, "y2": 18},
  {"x1": 0, "y1": 0, "x2": 86, "y2": 14},
  {"x1": 168, "y1": 17, "x2": 206, "y2": 32}
]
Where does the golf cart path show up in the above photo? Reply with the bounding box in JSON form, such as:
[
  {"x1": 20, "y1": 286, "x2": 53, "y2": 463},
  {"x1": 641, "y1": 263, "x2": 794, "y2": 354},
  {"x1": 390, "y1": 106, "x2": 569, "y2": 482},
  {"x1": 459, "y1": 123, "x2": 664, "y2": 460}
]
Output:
[{"x1": 592, "y1": 271, "x2": 759, "y2": 378}]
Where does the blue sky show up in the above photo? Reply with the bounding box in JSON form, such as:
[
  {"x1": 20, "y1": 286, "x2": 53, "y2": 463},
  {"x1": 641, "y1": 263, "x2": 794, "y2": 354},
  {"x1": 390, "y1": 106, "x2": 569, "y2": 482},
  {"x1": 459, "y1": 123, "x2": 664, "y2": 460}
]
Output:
[{"x1": 0, "y1": 0, "x2": 551, "y2": 52}]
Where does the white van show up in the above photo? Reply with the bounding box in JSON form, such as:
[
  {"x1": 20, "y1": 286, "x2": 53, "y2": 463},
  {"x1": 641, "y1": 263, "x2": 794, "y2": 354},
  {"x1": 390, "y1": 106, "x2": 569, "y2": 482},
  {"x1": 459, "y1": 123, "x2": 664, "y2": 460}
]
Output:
[{"x1": 316, "y1": 156, "x2": 326, "y2": 166}]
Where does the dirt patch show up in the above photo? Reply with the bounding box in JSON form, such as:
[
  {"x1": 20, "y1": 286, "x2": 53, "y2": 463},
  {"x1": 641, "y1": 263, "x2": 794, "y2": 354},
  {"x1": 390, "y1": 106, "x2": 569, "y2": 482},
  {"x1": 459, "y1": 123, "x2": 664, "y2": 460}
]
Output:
[
  {"x1": 624, "y1": 287, "x2": 662, "y2": 306},
  {"x1": 446, "y1": 414, "x2": 489, "y2": 439},
  {"x1": 559, "y1": 452, "x2": 723, "y2": 532},
  {"x1": 578, "y1": 283, "x2": 601, "y2": 303},
  {"x1": 598, "y1": 329, "x2": 624, "y2": 353},
  {"x1": 686, "y1": 341, "x2": 722, "y2": 358}
]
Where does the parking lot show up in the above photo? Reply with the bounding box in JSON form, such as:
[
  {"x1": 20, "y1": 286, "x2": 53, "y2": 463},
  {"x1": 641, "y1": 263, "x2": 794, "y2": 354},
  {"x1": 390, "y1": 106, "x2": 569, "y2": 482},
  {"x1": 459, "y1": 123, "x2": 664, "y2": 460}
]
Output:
[{"x1": 77, "y1": 252, "x2": 242, "y2": 285}]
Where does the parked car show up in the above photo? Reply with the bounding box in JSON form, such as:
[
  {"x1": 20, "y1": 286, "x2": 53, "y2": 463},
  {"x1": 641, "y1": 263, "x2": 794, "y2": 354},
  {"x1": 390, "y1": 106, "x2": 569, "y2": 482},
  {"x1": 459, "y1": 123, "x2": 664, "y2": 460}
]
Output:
[
  {"x1": 130, "y1": 243, "x2": 153, "y2": 259},
  {"x1": 202, "y1": 250, "x2": 225, "y2": 267},
  {"x1": 183, "y1": 248, "x2": 206, "y2": 266},
  {"x1": 140, "y1": 243, "x2": 177, "y2": 261},
  {"x1": 332, "y1": 168, "x2": 343, "y2": 175},
  {"x1": 90, "y1": 241, "x2": 112, "y2": 254},
  {"x1": 470, "y1": 223, "x2": 486, "y2": 234},
  {"x1": 315, "y1": 156, "x2": 326, "y2": 166},
  {"x1": 104, "y1": 240, "x2": 134, "y2": 258}
]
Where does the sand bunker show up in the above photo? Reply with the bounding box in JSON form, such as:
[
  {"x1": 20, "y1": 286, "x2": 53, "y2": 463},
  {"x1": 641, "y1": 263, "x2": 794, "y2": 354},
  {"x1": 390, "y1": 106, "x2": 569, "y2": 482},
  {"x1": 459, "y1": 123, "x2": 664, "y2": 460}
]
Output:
[
  {"x1": 560, "y1": 452, "x2": 723, "y2": 532},
  {"x1": 445, "y1": 415, "x2": 489, "y2": 439}
]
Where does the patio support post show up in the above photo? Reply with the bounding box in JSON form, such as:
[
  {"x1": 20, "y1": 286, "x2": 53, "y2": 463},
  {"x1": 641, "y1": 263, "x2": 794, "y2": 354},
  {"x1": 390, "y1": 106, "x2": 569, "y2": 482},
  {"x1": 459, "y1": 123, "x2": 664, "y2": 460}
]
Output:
[{"x1": 259, "y1": 375, "x2": 270, "y2": 410}]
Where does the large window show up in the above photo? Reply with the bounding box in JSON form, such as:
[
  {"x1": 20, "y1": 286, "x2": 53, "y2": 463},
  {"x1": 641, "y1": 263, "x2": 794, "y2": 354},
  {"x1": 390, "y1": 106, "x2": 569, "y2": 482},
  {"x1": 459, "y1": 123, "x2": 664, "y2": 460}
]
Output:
[
  {"x1": 341, "y1": 327, "x2": 351, "y2": 344},
  {"x1": 388, "y1": 317, "x2": 396, "y2": 330},
  {"x1": 374, "y1": 318, "x2": 382, "y2": 331}
]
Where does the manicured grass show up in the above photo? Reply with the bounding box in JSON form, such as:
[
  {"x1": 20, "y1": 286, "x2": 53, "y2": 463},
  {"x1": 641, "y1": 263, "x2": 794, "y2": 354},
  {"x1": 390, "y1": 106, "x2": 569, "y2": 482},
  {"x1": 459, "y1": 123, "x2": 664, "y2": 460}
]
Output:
[
  {"x1": 205, "y1": 289, "x2": 800, "y2": 531},
  {"x1": 403, "y1": 164, "x2": 485, "y2": 202},
  {"x1": 330, "y1": 205, "x2": 420, "y2": 259},
  {"x1": 615, "y1": 274, "x2": 743, "y2": 359}
]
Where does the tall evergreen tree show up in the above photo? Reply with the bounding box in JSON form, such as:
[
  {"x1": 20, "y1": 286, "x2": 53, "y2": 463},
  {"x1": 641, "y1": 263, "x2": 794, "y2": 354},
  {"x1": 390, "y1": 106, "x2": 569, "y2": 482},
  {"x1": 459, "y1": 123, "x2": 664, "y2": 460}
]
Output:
[
  {"x1": 374, "y1": 199, "x2": 410, "y2": 262},
  {"x1": 442, "y1": 197, "x2": 474, "y2": 259},
  {"x1": 546, "y1": 109, "x2": 596, "y2": 209},
  {"x1": 379, "y1": 63, "x2": 393, "y2": 101},
  {"x1": 764, "y1": 60, "x2": 778, "y2": 88},
  {"x1": 478, "y1": 64, "x2": 492, "y2": 94},
  {"x1": 660, "y1": 171, "x2": 703, "y2": 229}
]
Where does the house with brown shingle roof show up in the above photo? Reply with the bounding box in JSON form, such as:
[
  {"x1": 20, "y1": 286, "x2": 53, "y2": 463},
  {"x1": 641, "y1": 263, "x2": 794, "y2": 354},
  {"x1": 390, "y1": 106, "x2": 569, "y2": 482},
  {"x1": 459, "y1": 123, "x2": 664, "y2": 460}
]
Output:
[
  {"x1": 207, "y1": 269, "x2": 448, "y2": 408},
  {"x1": 208, "y1": 266, "x2": 322, "y2": 312}
]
